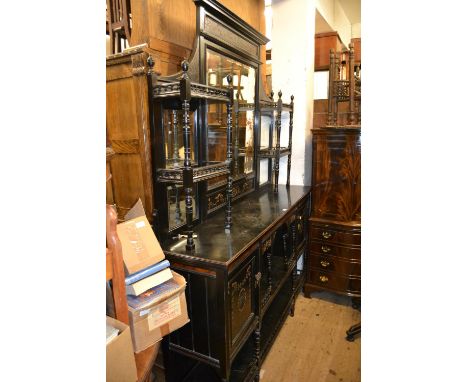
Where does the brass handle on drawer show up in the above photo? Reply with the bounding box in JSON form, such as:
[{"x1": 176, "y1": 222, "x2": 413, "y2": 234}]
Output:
[
  {"x1": 255, "y1": 272, "x2": 262, "y2": 288},
  {"x1": 321, "y1": 245, "x2": 331, "y2": 253},
  {"x1": 322, "y1": 231, "x2": 332, "y2": 239},
  {"x1": 319, "y1": 275, "x2": 329, "y2": 283},
  {"x1": 320, "y1": 260, "x2": 330, "y2": 268}
]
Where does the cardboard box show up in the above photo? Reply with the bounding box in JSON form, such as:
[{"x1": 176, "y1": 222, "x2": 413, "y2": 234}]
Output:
[
  {"x1": 128, "y1": 271, "x2": 190, "y2": 353},
  {"x1": 106, "y1": 316, "x2": 137, "y2": 382},
  {"x1": 117, "y1": 200, "x2": 165, "y2": 275}
]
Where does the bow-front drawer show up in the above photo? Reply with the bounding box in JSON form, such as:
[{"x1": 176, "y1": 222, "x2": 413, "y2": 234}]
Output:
[
  {"x1": 308, "y1": 269, "x2": 361, "y2": 295},
  {"x1": 308, "y1": 254, "x2": 360, "y2": 277},
  {"x1": 309, "y1": 241, "x2": 361, "y2": 261},
  {"x1": 309, "y1": 225, "x2": 361, "y2": 246}
]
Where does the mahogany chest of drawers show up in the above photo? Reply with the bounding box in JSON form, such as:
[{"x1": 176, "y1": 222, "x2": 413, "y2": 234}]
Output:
[
  {"x1": 305, "y1": 219, "x2": 360, "y2": 297},
  {"x1": 304, "y1": 127, "x2": 361, "y2": 298}
]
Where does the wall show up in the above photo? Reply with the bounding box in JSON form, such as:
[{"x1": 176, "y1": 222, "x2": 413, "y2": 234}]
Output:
[
  {"x1": 316, "y1": 0, "x2": 352, "y2": 47},
  {"x1": 271, "y1": 0, "x2": 315, "y2": 187},
  {"x1": 352, "y1": 22, "x2": 361, "y2": 38}
]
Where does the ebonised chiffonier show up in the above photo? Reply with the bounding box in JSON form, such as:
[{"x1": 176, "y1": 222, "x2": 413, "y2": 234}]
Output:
[
  {"x1": 305, "y1": 127, "x2": 361, "y2": 299},
  {"x1": 162, "y1": 185, "x2": 310, "y2": 382}
]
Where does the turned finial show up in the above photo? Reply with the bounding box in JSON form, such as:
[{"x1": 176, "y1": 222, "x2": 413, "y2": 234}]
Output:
[
  {"x1": 226, "y1": 74, "x2": 233, "y2": 85},
  {"x1": 181, "y1": 60, "x2": 189, "y2": 72},
  {"x1": 270, "y1": 91, "x2": 274, "y2": 100},
  {"x1": 147, "y1": 56, "x2": 154, "y2": 72},
  {"x1": 278, "y1": 90, "x2": 282, "y2": 99},
  {"x1": 290, "y1": 95, "x2": 294, "y2": 102}
]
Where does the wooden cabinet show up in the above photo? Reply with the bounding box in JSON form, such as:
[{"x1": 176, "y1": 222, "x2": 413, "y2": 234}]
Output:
[
  {"x1": 162, "y1": 185, "x2": 310, "y2": 382},
  {"x1": 106, "y1": 46, "x2": 154, "y2": 222},
  {"x1": 305, "y1": 127, "x2": 360, "y2": 298},
  {"x1": 314, "y1": 32, "x2": 345, "y2": 71}
]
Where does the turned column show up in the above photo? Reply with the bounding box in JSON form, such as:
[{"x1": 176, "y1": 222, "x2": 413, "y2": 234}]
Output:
[
  {"x1": 273, "y1": 91, "x2": 283, "y2": 193},
  {"x1": 286, "y1": 95, "x2": 294, "y2": 187},
  {"x1": 327, "y1": 49, "x2": 335, "y2": 126},
  {"x1": 348, "y1": 42, "x2": 356, "y2": 125},
  {"x1": 180, "y1": 60, "x2": 195, "y2": 251},
  {"x1": 225, "y1": 75, "x2": 234, "y2": 231}
]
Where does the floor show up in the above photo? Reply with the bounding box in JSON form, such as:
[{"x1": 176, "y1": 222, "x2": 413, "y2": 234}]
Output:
[
  {"x1": 154, "y1": 291, "x2": 361, "y2": 382},
  {"x1": 260, "y1": 292, "x2": 361, "y2": 382}
]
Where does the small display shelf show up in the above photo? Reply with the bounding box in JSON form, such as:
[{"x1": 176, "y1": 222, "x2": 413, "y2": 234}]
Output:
[
  {"x1": 149, "y1": 59, "x2": 235, "y2": 250},
  {"x1": 251, "y1": 87, "x2": 295, "y2": 193}
]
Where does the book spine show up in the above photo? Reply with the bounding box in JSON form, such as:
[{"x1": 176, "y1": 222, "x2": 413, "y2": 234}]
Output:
[{"x1": 125, "y1": 260, "x2": 171, "y2": 285}]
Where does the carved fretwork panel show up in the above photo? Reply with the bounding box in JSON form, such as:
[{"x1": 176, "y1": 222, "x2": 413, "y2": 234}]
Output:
[
  {"x1": 311, "y1": 128, "x2": 361, "y2": 223},
  {"x1": 259, "y1": 233, "x2": 275, "y2": 311}
]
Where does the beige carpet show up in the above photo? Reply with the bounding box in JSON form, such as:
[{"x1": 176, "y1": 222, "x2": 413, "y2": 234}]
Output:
[{"x1": 260, "y1": 292, "x2": 361, "y2": 382}]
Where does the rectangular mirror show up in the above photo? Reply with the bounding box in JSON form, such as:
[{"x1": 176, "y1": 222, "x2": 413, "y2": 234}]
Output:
[
  {"x1": 163, "y1": 109, "x2": 195, "y2": 169},
  {"x1": 259, "y1": 158, "x2": 269, "y2": 186},
  {"x1": 206, "y1": 49, "x2": 256, "y2": 186}
]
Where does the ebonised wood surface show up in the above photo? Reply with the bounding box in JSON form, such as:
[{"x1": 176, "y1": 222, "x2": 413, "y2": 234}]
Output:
[
  {"x1": 305, "y1": 127, "x2": 361, "y2": 298},
  {"x1": 162, "y1": 185, "x2": 310, "y2": 381},
  {"x1": 161, "y1": 185, "x2": 310, "y2": 266}
]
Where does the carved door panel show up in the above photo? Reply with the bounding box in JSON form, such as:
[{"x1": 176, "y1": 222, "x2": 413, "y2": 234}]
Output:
[{"x1": 228, "y1": 257, "x2": 256, "y2": 352}]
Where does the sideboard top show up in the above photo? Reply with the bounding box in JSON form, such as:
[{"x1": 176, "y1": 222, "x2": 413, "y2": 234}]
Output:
[{"x1": 161, "y1": 185, "x2": 310, "y2": 268}]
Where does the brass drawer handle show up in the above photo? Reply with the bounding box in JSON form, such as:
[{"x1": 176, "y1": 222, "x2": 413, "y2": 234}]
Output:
[
  {"x1": 321, "y1": 245, "x2": 331, "y2": 253},
  {"x1": 319, "y1": 275, "x2": 329, "y2": 283},
  {"x1": 320, "y1": 260, "x2": 330, "y2": 268},
  {"x1": 322, "y1": 231, "x2": 332, "y2": 239}
]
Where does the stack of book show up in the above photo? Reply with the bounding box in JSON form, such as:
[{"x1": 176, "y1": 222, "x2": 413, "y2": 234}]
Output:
[{"x1": 125, "y1": 259, "x2": 173, "y2": 297}]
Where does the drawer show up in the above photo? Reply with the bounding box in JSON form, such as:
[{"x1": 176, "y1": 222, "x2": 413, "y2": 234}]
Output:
[
  {"x1": 309, "y1": 225, "x2": 360, "y2": 246},
  {"x1": 308, "y1": 269, "x2": 360, "y2": 295},
  {"x1": 308, "y1": 254, "x2": 360, "y2": 277},
  {"x1": 309, "y1": 241, "x2": 361, "y2": 261}
]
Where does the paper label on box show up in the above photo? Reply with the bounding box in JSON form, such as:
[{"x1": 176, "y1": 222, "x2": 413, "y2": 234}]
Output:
[
  {"x1": 147, "y1": 295, "x2": 181, "y2": 331},
  {"x1": 125, "y1": 224, "x2": 147, "y2": 261}
]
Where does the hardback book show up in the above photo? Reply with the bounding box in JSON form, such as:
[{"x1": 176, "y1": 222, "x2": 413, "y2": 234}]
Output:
[
  {"x1": 127, "y1": 277, "x2": 181, "y2": 310},
  {"x1": 125, "y1": 259, "x2": 171, "y2": 286},
  {"x1": 125, "y1": 267, "x2": 173, "y2": 296}
]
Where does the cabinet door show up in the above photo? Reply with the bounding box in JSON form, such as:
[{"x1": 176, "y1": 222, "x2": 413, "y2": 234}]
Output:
[
  {"x1": 311, "y1": 129, "x2": 361, "y2": 222},
  {"x1": 228, "y1": 257, "x2": 256, "y2": 352}
]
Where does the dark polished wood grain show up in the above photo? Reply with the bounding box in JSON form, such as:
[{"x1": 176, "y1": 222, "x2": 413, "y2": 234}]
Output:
[
  {"x1": 309, "y1": 241, "x2": 360, "y2": 261},
  {"x1": 308, "y1": 254, "x2": 360, "y2": 277},
  {"x1": 305, "y1": 127, "x2": 361, "y2": 299},
  {"x1": 307, "y1": 269, "x2": 360, "y2": 297},
  {"x1": 309, "y1": 225, "x2": 360, "y2": 246},
  {"x1": 310, "y1": 128, "x2": 361, "y2": 223}
]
